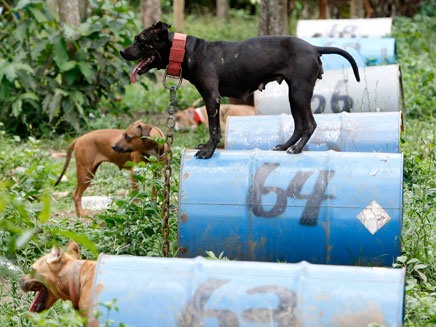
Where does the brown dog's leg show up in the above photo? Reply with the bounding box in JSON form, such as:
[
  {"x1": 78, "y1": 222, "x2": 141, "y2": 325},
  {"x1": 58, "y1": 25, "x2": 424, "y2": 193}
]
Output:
[
  {"x1": 130, "y1": 168, "x2": 139, "y2": 191},
  {"x1": 364, "y1": 0, "x2": 373, "y2": 18},
  {"x1": 130, "y1": 151, "x2": 160, "y2": 199},
  {"x1": 130, "y1": 152, "x2": 142, "y2": 191},
  {"x1": 151, "y1": 170, "x2": 161, "y2": 200},
  {"x1": 73, "y1": 165, "x2": 96, "y2": 217}
]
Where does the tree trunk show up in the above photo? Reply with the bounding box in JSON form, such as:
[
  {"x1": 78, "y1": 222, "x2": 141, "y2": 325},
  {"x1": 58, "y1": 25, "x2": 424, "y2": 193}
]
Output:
[
  {"x1": 141, "y1": 0, "x2": 162, "y2": 28},
  {"x1": 350, "y1": 0, "x2": 364, "y2": 18},
  {"x1": 58, "y1": 0, "x2": 80, "y2": 27},
  {"x1": 216, "y1": 0, "x2": 228, "y2": 19},
  {"x1": 279, "y1": 0, "x2": 288, "y2": 34},
  {"x1": 288, "y1": 0, "x2": 296, "y2": 35},
  {"x1": 173, "y1": 0, "x2": 185, "y2": 32},
  {"x1": 258, "y1": 0, "x2": 288, "y2": 36},
  {"x1": 78, "y1": 0, "x2": 89, "y2": 21},
  {"x1": 46, "y1": 0, "x2": 58, "y2": 15}
]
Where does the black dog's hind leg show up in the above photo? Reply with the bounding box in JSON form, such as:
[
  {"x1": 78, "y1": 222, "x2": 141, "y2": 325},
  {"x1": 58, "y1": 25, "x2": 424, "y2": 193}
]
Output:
[
  {"x1": 273, "y1": 82, "x2": 303, "y2": 151},
  {"x1": 287, "y1": 81, "x2": 317, "y2": 154},
  {"x1": 275, "y1": 80, "x2": 317, "y2": 154},
  {"x1": 195, "y1": 92, "x2": 221, "y2": 159}
]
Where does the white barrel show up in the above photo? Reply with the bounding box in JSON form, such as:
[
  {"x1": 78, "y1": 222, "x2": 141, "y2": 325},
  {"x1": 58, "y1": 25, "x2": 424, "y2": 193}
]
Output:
[
  {"x1": 255, "y1": 64, "x2": 403, "y2": 115},
  {"x1": 296, "y1": 18, "x2": 393, "y2": 38}
]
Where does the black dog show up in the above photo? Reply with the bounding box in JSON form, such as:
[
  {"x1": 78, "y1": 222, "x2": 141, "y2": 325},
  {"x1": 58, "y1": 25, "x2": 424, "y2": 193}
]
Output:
[{"x1": 121, "y1": 22, "x2": 360, "y2": 159}]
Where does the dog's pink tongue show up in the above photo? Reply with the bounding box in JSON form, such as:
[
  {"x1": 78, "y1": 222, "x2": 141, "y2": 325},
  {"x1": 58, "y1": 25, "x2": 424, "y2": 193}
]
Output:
[
  {"x1": 130, "y1": 58, "x2": 149, "y2": 84},
  {"x1": 29, "y1": 289, "x2": 43, "y2": 312}
]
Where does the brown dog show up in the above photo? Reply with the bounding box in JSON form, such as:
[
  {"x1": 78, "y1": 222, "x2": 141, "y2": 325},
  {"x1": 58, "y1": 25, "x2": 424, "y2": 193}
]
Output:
[
  {"x1": 174, "y1": 104, "x2": 256, "y2": 132},
  {"x1": 55, "y1": 121, "x2": 167, "y2": 217},
  {"x1": 20, "y1": 241, "x2": 97, "y2": 325}
]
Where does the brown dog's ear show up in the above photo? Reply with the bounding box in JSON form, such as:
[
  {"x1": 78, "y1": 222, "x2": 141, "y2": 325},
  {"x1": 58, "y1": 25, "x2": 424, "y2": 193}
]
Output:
[
  {"x1": 66, "y1": 240, "x2": 80, "y2": 259},
  {"x1": 138, "y1": 123, "x2": 152, "y2": 138},
  {"x1": 149, "y1": 126, "x2": 164, "y2": 138},
  {"x1": 47, "y1": 246, "x2": 64, "y2": 264}
]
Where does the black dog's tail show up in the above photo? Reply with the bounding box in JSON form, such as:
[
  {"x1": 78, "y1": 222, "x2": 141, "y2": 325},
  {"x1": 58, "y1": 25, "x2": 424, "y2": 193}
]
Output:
[{"x1": 315, "y1": 46, "x2": 360, "y2": 82}]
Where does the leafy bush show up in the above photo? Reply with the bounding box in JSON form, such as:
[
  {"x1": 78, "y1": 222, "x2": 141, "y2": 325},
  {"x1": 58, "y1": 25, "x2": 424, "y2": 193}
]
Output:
[
  {"x1": 393, "y1": 13, "x2": 436, "y2": 119},
  {"x1": 399, "y1": 120, "x2": 436, "y2": 326},
  {"x1": 0, "y1": 0, "x2": 147, "y2": 136},
  {"x1": 117, "y1": 79, "x2": 203, "y2": 115},
  {"x1": 96, "y1": 147, "x2": 180, "y2": 257}
]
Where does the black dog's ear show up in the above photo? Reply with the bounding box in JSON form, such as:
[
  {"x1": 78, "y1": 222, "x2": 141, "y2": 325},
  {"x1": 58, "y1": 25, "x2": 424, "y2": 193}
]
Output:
[{"x1": 152, "y1": 21, "x2": 171, "y2": 31}]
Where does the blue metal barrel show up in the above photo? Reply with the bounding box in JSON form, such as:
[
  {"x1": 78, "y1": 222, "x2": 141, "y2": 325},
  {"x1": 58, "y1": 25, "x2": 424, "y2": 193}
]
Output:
[
  {"x1": 303, "y1": 37, "x2": 396, "y2": 66},
  {"x1": 92, "y1": 255, "x2": 405, "y2": 327},
  {"x1": 225, "y1": 112, "x2": 400, "y2": 153},
  {"x1": 178, "y1": 150, "x2": 403, "y2": 266}
]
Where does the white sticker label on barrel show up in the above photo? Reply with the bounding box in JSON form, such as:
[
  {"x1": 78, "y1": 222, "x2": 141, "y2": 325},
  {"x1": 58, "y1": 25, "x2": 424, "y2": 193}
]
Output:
[{"x1": 357, "y1": 200, "x2": 391, "y2": 234}]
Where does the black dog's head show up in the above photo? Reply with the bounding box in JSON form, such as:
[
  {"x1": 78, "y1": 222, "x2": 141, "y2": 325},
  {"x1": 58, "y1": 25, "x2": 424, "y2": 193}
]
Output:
[{"x1": 121, "y1": 21, "x2": 172, "y2": 83}]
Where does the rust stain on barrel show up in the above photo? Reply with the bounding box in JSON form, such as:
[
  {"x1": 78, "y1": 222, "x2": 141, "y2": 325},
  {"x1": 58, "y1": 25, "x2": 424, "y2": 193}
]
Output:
[
  {"x1": 183, "y1": 172, "x2": 189, "y2": 179},
  {"x1": 181, "y1": 213, "x2": 188, "y2": 223},
  {"x1": 331, "y1": 301, "x2": 387, "y2": 327},
  {"x1": 94, "y1": 283, "x2": 104, "y2": 303},
  {"x1": 181, "y1": 247, "x2": 188, "y2": 254}
]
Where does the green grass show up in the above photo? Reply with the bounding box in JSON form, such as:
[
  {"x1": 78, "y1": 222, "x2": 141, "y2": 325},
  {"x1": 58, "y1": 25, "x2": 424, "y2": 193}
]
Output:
[
  {"x1": 1, "y1": 5, "x2": 436, "y2": 327},
  {"x1": 400, "y1": 120, "x2": 436, "y2": 326},
  {"x1": 393, "y1": 11, "x2": 436, "y2": 325}
]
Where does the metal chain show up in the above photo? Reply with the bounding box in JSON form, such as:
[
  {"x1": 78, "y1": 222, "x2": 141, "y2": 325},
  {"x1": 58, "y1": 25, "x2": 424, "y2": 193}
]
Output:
[{"x1": 161, "y1": 69, "x2": 182, "y2": 257}]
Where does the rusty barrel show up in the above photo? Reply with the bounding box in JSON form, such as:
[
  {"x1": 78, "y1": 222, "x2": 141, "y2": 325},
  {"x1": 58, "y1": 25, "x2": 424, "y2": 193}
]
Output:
[
  {"x1": 255, "y1": 64, "x2": 403, "y2": 114},
  {"x1": 297, "y1": 18, "x2": 393, "y2": 38},
  {"x1": 92, "y1": 255, "x2": 405, "y2": 327},
  {"x1": 178, "y1": 149, "x2": 403, "y2": 266},
  {"x1": 225, "y1": 112, "x2": 400, "y2": 153},
  {"x1": 303, "y1": 37, "x2": 396, "y2": 66}
]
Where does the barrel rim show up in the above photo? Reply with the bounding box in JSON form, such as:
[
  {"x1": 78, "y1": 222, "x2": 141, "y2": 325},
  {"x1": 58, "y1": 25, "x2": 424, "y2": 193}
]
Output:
[
  {"x1": 91, "y1": 252, "x2": 105, "y2": 313},
  {"x1": 177, "y1": 149, "x2": 189, "y2": 256}
]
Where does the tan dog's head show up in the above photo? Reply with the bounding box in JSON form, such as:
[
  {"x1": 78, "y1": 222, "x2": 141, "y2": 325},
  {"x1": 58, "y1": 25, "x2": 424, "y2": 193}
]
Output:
[
  {"x1": 20, "y1": 241, "x2": 81, "y2": 313},
  {"x1": 112, "y1": 120, "x2": 166, "y2": 157},
  {"x1": 174, "y1": 107, "x2": 197, "y2": 131}
]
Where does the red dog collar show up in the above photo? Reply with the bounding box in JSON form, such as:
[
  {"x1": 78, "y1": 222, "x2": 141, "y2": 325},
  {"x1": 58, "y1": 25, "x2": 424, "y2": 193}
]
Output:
[
  {"x1": 194, "y1": 110, "x2": 202, "y2": 124},
  {"x1": 167, "y1": 33, "x2": 187, "y2": 77},
  {"x1": 185, "y1": 107, "x2": 205, "y2": 124}
]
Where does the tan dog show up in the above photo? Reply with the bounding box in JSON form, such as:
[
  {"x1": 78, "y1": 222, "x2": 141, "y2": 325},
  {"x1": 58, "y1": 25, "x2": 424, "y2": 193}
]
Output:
[
  {"x1": 20, "y1": 241, "x2": 97, "y2": 325},
  {"x1": 174, "y1": 104, "x2": 255, "y2": 132},
  {"x1": 55, "y1": 121, "x2": 167, "y2": 217}
]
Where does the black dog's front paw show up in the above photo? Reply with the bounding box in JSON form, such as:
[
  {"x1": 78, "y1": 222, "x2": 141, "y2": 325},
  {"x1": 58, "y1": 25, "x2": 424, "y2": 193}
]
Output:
[
  {"x1": 195, "y1": 147, "x2": 215, "y2": 159},
  {"x1": 286, "y1": 145, "x2": 302, "y2": 154},
  {"x1": 273, "y1": 144, "x2": 287, "y2": 151},
  {"x1": 196, "y1": 143, "x2": 207, "y2": 149}
]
